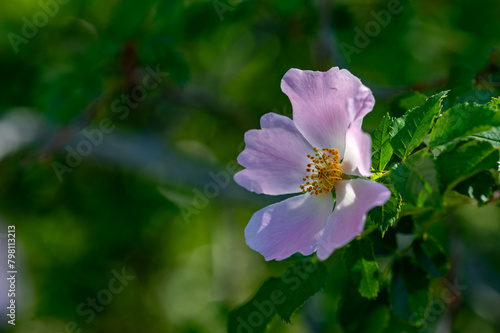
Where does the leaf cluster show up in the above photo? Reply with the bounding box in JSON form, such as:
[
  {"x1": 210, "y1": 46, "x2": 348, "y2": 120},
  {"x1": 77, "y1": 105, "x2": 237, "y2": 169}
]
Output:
[{"x1": 229, "y1": 93, "x2": 500, "y2": 332}]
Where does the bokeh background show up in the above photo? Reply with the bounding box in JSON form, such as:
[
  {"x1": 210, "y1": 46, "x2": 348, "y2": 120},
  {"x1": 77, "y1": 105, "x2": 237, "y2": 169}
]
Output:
[{"x1": 0, "y1": 0, "x2": 500, "y2": 332}]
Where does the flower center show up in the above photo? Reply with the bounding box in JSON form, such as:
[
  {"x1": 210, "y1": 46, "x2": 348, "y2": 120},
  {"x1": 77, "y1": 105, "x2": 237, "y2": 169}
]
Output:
[{"x1": 299, "y1": 147, "x2": 343, "y2": 196}]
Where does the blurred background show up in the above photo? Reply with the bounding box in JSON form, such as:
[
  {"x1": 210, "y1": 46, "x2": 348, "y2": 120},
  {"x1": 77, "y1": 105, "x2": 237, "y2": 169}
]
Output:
[{"x1": 0, "y1": 0, "x2": 499, "y2": 332}]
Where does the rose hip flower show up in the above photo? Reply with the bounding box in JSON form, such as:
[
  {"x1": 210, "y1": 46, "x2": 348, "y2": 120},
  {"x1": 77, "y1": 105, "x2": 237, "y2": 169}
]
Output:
[{"x1": 234, "y1": 67, "x2": 391, "y2": 261}]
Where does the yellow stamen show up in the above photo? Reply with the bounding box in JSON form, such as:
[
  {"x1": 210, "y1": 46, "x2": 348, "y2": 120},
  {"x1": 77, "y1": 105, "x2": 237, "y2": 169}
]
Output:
[{"x1": 299, "y1": 147, "x2": 343, "y2": 196}]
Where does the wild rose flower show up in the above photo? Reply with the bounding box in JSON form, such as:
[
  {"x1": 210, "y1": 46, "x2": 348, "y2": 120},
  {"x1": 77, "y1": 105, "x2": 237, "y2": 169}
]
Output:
[{"x1": 234, "y1": 67, "x2": 391, "y2": 261}]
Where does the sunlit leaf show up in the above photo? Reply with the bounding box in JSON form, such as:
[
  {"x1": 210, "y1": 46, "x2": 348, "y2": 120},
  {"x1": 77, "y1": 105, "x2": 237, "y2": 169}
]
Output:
[
  {"x1": 389, "y1": 91, "x2": 428, "y2": 118},
  {"x1": 454, "y1": 170, "x2": 498, "y2": 205},
  {"x1": 390, "y1": 91, "x2": 447, "y2": 159},
  {"x1": 429, "y1": 103, "x2": 500, "y2": 146},
  {"x1": 436, "y1": 139, "x2": 499, "y2": 192},
  {"x1": 372, "y1": 113, "x2": 394, "y2": 171},
  {"x1": 369, "y1": 187, "x2": 402, "y2": 236},
  {"x1": 390, "y1": 150, "x2": 441, "y2": 208}
]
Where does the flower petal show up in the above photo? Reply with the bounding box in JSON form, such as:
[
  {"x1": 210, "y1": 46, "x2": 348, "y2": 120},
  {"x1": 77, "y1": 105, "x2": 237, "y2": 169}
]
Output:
[
  {"x1": 234, "y1": 113, "x2": 313, "y2": 195},
  {"x1": 245, "y1": 193, "x2": 333, "y2": 261},
  {"x1": 341, "y1": 124, "x2": 373, "y2": 177},
  {"x1": 348, "y1": 84, "x2": 376, "y2": 125},
  {"x1": 281, "y1": 67, "x2": 375, "y2": 157},
  {"x1": 316, "y1": 179, "x2": 390, "y2": 260}
]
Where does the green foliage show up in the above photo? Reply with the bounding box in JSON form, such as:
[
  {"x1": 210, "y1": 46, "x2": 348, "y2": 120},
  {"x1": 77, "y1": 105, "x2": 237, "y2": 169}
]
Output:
[
  {"x1": 454, "y1": 170, "x2": 499, "y2": 205},
  {"x1": 389, "y1": 91, "x2": 428, "y2": 118},
  {"x1": 371, "y1": 113, "x2": 394, "y2": 171},
  {"x1": 473, "y1": 127, "x2": 500, "y2": 147},
  {"x1": 107, "y1": 0, "x2": 159, "y2": 38},
  {"x1": 390, "y1": 91, "x2": 447, "y2": 159},
  {"x1": 488, "y1": 97, "x2": 500, "y2": 110},
  {"x1": 390, "y1": 150, "x2": 441, "y2": 208},
  {"x1": 275, "y1": 261, "x2": 329, "y2": 322},
  {"x1": 369, "y1": 187, "x2": 402, "y2": 236},
  {"x1": 228, "y1": 261, "x2": 328, "y2": 332},
  {"x1": 228, "y1": 278, "x2": 280, "y2": 333},
  {"x1": 390, "y1": 257, "x2": 431, "y2": 327},
  {"x1": 412, "y1": 236, "x2": 449, "y2": 277},
  {"x1": 343, "y1": 238, "x2": 380, "y2": 299},
  {"x1": 429, "y1": 103, "x2": 500, "y2": 146},
  {"x1": 436, "y1": 140, "x2": 500, "y2": 192},
  {"x1": 340, "y1": 287, "x2": 390, "y2": 333}
]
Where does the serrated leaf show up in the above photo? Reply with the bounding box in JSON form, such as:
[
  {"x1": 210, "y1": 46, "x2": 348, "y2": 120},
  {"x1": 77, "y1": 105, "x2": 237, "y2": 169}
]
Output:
[
  {"x1": 472, "y1": 127, "x2": 500, "y2": 147},
  {"x1": 412, "y1": 236, "x2": 449, "y2": 277},
  {"x1": 429, "y1": 103, "x2": 500, "y2": 146},
  {"x1": 275, "y1": 261, "x2": 328, "y2": 322},
  {"x1": 372, "y1": 113, "x2": 394, "y2": 171},
  {"x1": 369, "y1": 187, "x2": 402, "y2": 236},
  {"x1": 343, "y1": 238, "x2": 380, "y2": 299},
  {"x1": 340, "y1": 286, "x2": 390, "y2": 333},
  {"x1": 390, "y1": 150, "x2": 441, "y2": 208},
  {"x1": 228, "y1": 260, "x2": 329, "y2": 332},
  {"x1": 390, "y1": 257, "x2": 431, "y2": 327},
  {"x1": 454, "y1": 171, "x2": 498, "y2": 205},
  {"x1": 228, "y1": 278, "x2": 279, "y2": 333},
  {"x1": 390, "y1": 91, "x2": 447, "y2": 159},
  {"x1": 389, "y1": 91, "x2": 428, "y2": 118},
  {"x1": 436, "y1": 140, "x2": 500, "y2": 192},
  {"x1": 487, "y1": 97, "x2": 500, "y2": 110}
]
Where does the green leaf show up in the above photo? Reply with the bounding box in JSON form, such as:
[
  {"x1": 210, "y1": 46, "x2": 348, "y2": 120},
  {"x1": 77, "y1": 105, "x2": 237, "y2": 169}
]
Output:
[
  {"x1": 228, "y1": 260, "x2": 329, "y2": 332},
  {"x1": 372, "y1": 113, "x2": 394, "y2": 171},
  {"x1": 389, "y1": 91, "x2": 428, "y2": 118},
  {"x1": 454, "y1": 171, "x2": 498, "y2": 205},
  {"x1": 412, "y1": 236, "x2": 449, "y2": 277},
  {"x1": 390, "y1": 257, "x2": 431, "y2": 327},
  {"x1": 390, "y1": 91, "x2": 447, "y2": 159},
  {"x1": 340, "y1": 286, "x2": 390, "y2": 333},
  {"x1": 343, "y1": 238, "x2": 380, "y2": 299},
  {"x1": 390, "y1": 150, "x2": 441, "y2": 208},
  {"x1": 369, "y1": 187, "x2": 402, "y2": 236},
  {"x1": 436, "y1": 140, "x2": 500, "y2": 192},
  {"x1": 274, "y1": 261, "x2": 329, "y2": 322},
  {"x1": 472, "y1": 127, "x2": 500, "y2": 147},
  {"x1": 228, "y1": 278, "x2": 279, "y2": 333},
  {"x1": 429, "y1": 103, "x2": 500, "y2": 146},
  {"x1": 487, "y1": 97, "x2": 500, "y2": 110}
]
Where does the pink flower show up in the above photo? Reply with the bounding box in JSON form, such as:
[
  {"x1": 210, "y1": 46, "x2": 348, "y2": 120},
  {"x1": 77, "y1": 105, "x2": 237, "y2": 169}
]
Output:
[{"x1": 234, "y1": 67, "x2": 391, "y2": 261}]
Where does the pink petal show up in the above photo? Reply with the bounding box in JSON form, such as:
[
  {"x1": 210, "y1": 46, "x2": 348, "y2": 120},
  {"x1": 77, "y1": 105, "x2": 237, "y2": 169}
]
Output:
[
  {"x1": 234, "y1": 113, "x2": 313, "y2": 195},
  {"x1": 348, "y1": 84, "x2": 375, "y2": 125},
  {"x1": 341, "y1": 124, "x2": 373, "y2": 177},
  {"x1": 316, "y1": 179, "x2": 390, "y2": 260},
  {"x1": 245, "y1": 193, "x2": 333, "y2": 261},
  {"x1": 281, "y1": 67, "x2": 375, "y2": 157}
]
